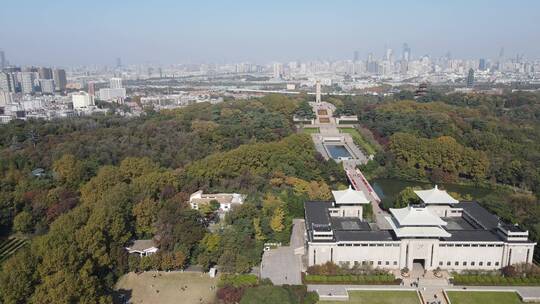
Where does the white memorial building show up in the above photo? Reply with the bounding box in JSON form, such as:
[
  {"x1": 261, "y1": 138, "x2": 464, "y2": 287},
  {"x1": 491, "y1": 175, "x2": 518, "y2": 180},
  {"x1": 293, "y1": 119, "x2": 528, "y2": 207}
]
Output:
[{"x1": 305, "y1": 186, "x2": 536, "y2": 271}]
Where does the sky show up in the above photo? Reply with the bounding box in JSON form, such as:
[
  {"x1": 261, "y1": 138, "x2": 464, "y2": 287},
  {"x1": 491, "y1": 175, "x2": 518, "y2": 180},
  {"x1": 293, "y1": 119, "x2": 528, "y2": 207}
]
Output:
[{"x1": 1, "y1": 0, "x2": 540, "y2": 66}]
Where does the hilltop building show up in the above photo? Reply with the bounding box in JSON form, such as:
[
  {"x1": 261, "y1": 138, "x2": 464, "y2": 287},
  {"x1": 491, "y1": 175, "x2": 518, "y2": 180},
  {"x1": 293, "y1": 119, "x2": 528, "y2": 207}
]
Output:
[
  {"x1": 305, "y1": 186, "x2": 535, "y2": 271},
  {"x1": 189, "y1": 190, "x2": 245, "y2": 212}
]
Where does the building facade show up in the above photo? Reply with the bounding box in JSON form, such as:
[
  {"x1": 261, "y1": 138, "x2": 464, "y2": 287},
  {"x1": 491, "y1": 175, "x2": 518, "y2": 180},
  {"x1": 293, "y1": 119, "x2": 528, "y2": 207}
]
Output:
[{"x1": 305, "y1": 186, "x2": 536, "y2": 272}]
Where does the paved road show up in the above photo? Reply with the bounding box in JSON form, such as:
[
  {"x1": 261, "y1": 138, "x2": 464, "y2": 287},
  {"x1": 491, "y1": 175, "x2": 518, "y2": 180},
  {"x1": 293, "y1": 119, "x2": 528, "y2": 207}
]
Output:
[{"x1": 260, "y1": 219, "x2": 305, "y2": 285}]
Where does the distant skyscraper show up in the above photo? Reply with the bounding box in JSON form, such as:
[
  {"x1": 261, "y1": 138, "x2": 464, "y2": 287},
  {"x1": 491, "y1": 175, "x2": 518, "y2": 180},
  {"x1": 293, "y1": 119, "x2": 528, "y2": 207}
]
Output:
[
  {"x1": 0, "y1": 50, "x2": 5, "y2": 69},
  {"x1": 315, "y1": 80, "x2": 321, "y2": 103},
  {"x1": 479, "y1": 59, "x2": 486, "y2": 71},
  {"x1": 386, "y1": 48, "x2": 394, "y2": 62},
  {"x1": 53, "y1": 69, "x2": 67, "y2": 91},
  {"x1": 21, "y1": 72, "x2": 35, "y2": 94},
  {"x1": 0, "y1": 72, "x2": 13, "y2": 92},
  {"x1": 40, "y1": 79, "x2": 55, "y2": 94},
  {"x1": 87, "y1": 81, "x2": 95, "y2": 96},
  {"x1": 116, "y1": 57, "x2": 122, "y2": 68},
  {"x1": 353, "y1": 50, "x2": 359, "y2": 62},
  {"x1": 466, "y1": 68, "x2": 475, "y2": 88},
  {"x1": 272, "y1": 63, "x2": 282, "y2": 79},
  {"x1": 38, "y1": 67, "x2": 53, "y2": 79},
  {"x1": 109, "y1": 77, "x2": 123, "y2": 89},
  {"x1": 402, "y1": 43, "x2": 411, "y2": 62}
]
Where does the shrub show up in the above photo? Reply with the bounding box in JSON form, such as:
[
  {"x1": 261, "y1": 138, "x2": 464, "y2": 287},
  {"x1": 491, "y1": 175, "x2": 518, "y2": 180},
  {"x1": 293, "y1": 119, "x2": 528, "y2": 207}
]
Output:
[
  {"x1": 217, "y1": 286, "x2": 245, "y2": 304},
  {"x1": 303, "y1": 274, "x2": 400, "y2": 285},
  {"x1": 219, "y1": 274, "x2": 259, "y2": 288}
]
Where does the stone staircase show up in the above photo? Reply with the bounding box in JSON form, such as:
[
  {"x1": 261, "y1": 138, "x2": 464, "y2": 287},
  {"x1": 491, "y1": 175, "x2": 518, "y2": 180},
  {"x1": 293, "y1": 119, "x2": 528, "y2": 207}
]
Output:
[{"x1": 419, "y1": 288, "x2": 448, "y2": 304}]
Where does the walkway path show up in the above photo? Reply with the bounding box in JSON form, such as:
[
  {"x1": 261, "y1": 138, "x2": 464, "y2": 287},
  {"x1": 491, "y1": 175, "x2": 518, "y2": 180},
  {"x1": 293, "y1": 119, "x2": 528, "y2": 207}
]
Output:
[{"x1": 307, "y1": 100, "x2": 386, "y2": 228}]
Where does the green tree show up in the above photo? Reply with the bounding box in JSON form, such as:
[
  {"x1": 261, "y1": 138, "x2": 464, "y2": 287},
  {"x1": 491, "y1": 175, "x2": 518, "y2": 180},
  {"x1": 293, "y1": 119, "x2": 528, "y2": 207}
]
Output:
[
  {"x1": 132, "y1": 198, "x2": 159, "y2": 237},
  {"x1": 52, "y1": 154, "x2": 86, "y2": 189},
  {"x1": 13, "y1": 211, "x2": 33, "y2": 234},
  {"x1": 270, "y1": 207, "x2": 285, "y2": 232},
  {"x1": 394, "y1": 187, "x2": 421, "y2": 208},
  {"x1": 0, "y1": 249, "x2": 37, "y2": 304}
]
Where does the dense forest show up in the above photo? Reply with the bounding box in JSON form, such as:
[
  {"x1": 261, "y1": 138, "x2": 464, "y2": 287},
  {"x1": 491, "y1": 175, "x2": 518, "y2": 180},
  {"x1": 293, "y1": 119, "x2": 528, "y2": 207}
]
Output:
[{"x1": 0, "y1": 95, "x2": 346, "y2": 303}]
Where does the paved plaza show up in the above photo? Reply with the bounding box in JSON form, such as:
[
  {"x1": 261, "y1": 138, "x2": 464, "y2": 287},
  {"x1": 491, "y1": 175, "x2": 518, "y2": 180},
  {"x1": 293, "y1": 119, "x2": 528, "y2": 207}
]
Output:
[{"x1": 260, "y1": 219, "x2": 305, "y2": 285}]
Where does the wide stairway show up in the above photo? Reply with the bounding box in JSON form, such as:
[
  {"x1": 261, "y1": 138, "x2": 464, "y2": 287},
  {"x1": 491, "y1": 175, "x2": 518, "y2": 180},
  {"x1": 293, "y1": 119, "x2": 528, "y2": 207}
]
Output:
[{"x1": 420, "y1": 288, "x2": 448, "y2": 304}]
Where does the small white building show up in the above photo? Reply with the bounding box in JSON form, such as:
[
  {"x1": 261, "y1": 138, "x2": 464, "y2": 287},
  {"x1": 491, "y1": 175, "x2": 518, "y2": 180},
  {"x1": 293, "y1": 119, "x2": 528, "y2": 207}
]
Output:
[
  {"x1": 125, "y1": 239, "x2": 158, "y2": 257},
  {"x1": 189, "y1": 190, "x2": 245, "y2": 212},
  {"x1": 305, "y1": 186, "x2": 536, "y2": 272}
]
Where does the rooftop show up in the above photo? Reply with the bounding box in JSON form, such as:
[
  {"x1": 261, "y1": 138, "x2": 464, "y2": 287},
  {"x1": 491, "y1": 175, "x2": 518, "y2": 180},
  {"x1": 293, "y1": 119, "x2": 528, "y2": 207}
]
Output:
[
  {"x1": 386, "y1": 216, "x2": 451, "y2": 238},
  {"x1": 331, "y1": 217, "x2": 371, "y2": 231},
  {"x1": 305, "y1": 201, "x2": 333, "y2": 229},
  {"x1": 126, "y1": 239, "x2": 157, "y2": 251},
  {"x1": 331, "y1": 186, "x2": 370, "y2": 205},
  {"x1": 414, "y1": 185, "x2": 459, "y2": 205},
  {"x1": 456, "y1": 201, "x2": 500, "y2": 230},
  {"x1": 390, "y1": 205, "x2": 448, "y2": 226}
]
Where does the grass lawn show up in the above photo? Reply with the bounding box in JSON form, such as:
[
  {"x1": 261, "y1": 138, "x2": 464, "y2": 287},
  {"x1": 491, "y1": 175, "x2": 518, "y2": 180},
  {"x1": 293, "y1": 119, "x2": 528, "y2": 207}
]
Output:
[
  {"x1": 338, "y1": 127, "x2": 377, "y2": 155},
  {"x1": 446, "y1": 291, "x2": 526, "y2": 304},
  {"x1": 302, "y1": 127, "x2": 320, "y2": 134},
  {"x1": 319, "y1": 290, "x2": 419, "y2": 304},
  {"x1": 115, "y1": 271, "x2": 217, "y2": 304}
]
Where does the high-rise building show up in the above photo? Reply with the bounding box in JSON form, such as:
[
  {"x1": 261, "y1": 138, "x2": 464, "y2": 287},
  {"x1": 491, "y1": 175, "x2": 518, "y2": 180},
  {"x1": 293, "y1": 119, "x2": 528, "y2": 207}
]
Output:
[
  {"x1": 479, "y1": 59, "x2": 486, "y2": 71},
  {"x1": 315, "y1": 80, "x2": 321, "y2": 103},
  {"x1": 53, "y1": 69, "x2": 67, "y2": 91},
  {"x1": 466, "y1": 68, "x2": 475, "y2": 88},
  {"x1": 72, "y1": 91, "x2": 95, "y2": 109},
  {"x1": 38, "y1": 67, "x2": 53, "y2": 79},
  {"x1": 0, "y1": 72, "x2": 13, "y2": 93},
  {"x1": 0, "y1": 90, "x2": 13, "y2": 106},
  {"x1": 40, "y1": 79, "x2": 55, "y2": 94},
  {"x1": 87, "y1": 81, "x2": 95, "y2": 96},
  {"x1": 402, "y1": 43, "x2": 411, "y2": 62},
  {"x1": 21, "y1": 72, "x2": 35, "y2": 94},
  {"x1": 0, "y1": 50, "x2": 5, "y2": 69},
  {"x1": 386, "y1": 48, "x2": 394, "y2": 63},
  {"x1": 116, "y1": 57, "x2": 122, "y2": 68},
  {"x1": 272, "y1": 63, "x2": 282, "y2": 79},
  {"x1": 109, "y1": 77, "x2": 123, "y2": 89},
  {"x1": 353, "y1": 50, "x2": 359, "y2": 62}
]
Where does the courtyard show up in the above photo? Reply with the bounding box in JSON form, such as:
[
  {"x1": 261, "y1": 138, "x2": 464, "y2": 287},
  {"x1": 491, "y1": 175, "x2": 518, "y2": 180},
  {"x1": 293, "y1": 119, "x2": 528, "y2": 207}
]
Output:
[{"x1": 115, "y1": 271, "x2": 217, "y2": 304}]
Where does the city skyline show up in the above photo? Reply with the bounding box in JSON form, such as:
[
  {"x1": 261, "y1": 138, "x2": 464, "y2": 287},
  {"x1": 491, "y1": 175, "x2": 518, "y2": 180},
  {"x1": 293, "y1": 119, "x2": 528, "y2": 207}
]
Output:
[{"x1": 1, "y1": 0, "x2": 540, "y2": 66}]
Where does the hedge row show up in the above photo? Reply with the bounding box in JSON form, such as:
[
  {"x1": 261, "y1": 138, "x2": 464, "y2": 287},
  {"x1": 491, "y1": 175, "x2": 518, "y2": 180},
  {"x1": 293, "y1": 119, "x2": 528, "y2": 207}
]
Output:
[
  {"x1": 452, "y1": 275, "x2": 540, "y2": 286},
  {"x1": 304, "y1": 274, "x2": 400, "y2": 285},
  {"x1": 219, "y1": 274, "x2": 259, "y2": 288}
]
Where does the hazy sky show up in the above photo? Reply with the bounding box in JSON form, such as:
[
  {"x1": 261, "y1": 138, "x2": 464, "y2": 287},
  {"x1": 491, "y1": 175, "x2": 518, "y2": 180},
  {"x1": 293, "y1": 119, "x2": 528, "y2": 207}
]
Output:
[{"x1": 1, "y1": 0, "x2": 540, "y2": 66}]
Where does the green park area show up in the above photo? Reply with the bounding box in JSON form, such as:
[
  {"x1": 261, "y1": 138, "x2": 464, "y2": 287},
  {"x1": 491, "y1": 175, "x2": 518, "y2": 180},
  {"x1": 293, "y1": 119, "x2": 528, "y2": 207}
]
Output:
[
  {"x1": 319, "y1": 290, "x2": 419, "y2": 304},
  {"x1": 338, "y1": 127, "x2": 377, "y2": 155},
  {"x1": 302, "y1": 127, "x2": 320, "y2": 134},
  {"x1": 446, "y1": 291, "x2": 526, "y2": 304}
]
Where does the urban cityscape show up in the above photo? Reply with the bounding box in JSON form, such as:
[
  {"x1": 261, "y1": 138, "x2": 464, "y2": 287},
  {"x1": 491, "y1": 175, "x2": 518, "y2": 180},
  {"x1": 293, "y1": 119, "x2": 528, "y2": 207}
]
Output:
[
  {"x1": 1, "y1": 1, "x2": 540, "y2": 304},
  {"x1": 2, "y1": 45, "x2": 540, "y2": 124}
]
